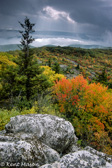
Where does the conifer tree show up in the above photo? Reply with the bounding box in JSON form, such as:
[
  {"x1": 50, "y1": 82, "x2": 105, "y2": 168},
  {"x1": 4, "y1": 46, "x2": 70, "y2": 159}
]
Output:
[
  {"x1": 18, "y1": 17, "x2": 50, "y2": 101},
  {"x1": 53, "y1": 62, "x2": 60, "y2": 74},
  {"x1": 18, "y1": 17, "x2": 35, "y2": 100},
  {"x1": 97, "y1": 67, "x2": 108, "y2": 84}
]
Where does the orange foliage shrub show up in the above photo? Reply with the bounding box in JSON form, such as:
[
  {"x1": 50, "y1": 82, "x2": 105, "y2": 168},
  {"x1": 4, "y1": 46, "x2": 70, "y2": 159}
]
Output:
[{"x1": 53, "y1": 75, "x2": 112, "y2": 154}]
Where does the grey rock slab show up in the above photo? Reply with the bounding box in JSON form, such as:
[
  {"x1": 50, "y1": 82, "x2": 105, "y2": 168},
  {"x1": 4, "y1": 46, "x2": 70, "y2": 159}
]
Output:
[
  {"x1": 60, "y1": 64, "x2": 68, "y2": 71},
  {"x1": 0, "y1": 134, "x2": 60, "y2": 167},
  {"x1": 85, "y1": 146, "x2": 112, "y2": 164},
  {"x1": 5, "y1": 114, "x2": 77, "y2": 153},
  {"x1": 60, "y1": 150, "x2": 112, "y2": 168},
  {"x1": 40, "y1": 150, "x2": 112, "y2": 168},
  {"x1": 40, "y1": 162, "x2": 61, "y2": 168}
]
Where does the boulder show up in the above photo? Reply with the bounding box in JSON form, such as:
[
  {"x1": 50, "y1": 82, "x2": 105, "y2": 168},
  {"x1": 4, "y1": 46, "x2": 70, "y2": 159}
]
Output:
[
  {"x1": 0, "y1": 114, "x2": 77, "y2": 167},
  {"x1": 0, "y1": 114, "x2": 112, "y2": 168},
  {"x1": 5, "y1": 114, "x2": 77, "y2": 153},
  {"x1": 0, "y1": 134, "x2": 60, "y2": 167},
  {"x1": 40, "y1": 161, "x2": 60, "y2": 168},
  {"x1": 60, "y1": 64, "x2": 68, "y2": 71},
  {"x1": 85, "y1": 146, "x2": 112, "y2": 164},
  {"x1": 40, "y1": 150, "x2": 112, "y2": 168},
  {"x1": 60, "y1": 150, "x2": 112, "y2": 168}
]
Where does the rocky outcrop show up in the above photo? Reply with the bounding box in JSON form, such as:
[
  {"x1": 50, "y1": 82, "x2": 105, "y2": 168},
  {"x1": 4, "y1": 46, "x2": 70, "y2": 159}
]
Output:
[
  {"x1": 0, "y1": 134, "x2": 60, "y2": 167},
  {"x1": 5, "y1": 114, "x2": 77, "y2": 153},
  {"x1": 0, "y1": 114, "x2": 77, "y2": 167},
  {"x1": 0, "y1": 114, "x2": 112, "y2": 168},
  {"x1": 40, "y1": 150, "x2": 112, "y2": 168}
]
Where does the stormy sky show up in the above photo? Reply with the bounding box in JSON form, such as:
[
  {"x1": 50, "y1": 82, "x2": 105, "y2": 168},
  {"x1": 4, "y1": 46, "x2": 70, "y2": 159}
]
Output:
[{"x1": 0, "y1": 0, "x2": 112, "y2": 47}]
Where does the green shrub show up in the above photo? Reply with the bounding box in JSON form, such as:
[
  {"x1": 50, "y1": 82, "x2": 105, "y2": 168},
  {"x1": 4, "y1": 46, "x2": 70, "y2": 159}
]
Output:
[
  {"x1": 0, "y1": 107, "x2": 37, "y2": 131},
  {"x1": 0, "y1": 108, "x2": 20, "y2": 130},
  {"x1": 36, "y1": 94, "x2": 61, "y2": 117}
]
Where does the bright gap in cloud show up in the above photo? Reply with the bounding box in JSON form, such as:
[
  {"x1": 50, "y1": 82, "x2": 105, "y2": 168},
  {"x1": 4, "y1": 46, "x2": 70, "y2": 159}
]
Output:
[
  {"x1": 42, "y1": 6, "x2": 75, "y2": 24},
  {"x1": 33, "y1": 37, "x2": 85, "y2": 47}
]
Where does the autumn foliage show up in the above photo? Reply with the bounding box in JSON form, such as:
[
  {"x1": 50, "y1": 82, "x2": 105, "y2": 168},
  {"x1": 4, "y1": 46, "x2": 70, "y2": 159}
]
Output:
[
  {"x1": 53, "y1": 75, "x2": 112, "y2": 154},
  {"x1": 41, "y1": 66, "x2": 65, "y2": 85}
]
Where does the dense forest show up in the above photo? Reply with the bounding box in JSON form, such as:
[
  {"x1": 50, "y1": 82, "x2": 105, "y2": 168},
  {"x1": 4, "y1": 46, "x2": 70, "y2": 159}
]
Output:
[{"x1": 0, "y1": 18, "x2": 112, "y2": 155}]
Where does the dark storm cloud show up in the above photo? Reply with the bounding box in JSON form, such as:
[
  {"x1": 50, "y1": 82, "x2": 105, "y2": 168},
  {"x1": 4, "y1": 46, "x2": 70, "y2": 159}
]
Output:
[
  {"x1": 0, "y1": 0, "x2": 112, "y2": 46},
  {"x1": 0, "y1": 0, "x2": 41, "y2": 16},
  {"x1": 46, "y1": 0, "x2": 112, "y2": 32},
  {"x1": 0, "y1": 0, "x2": 47, "y2": 29},
  {"x1": 70, "y1": 2, "x2": 112, "y2": 31},
  {"x1": 0, "y1": 0, "x2": 112, "y2": 30}
]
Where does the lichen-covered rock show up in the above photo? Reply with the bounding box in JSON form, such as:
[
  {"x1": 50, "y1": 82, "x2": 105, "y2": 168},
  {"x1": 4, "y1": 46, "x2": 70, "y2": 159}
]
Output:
[
  {"x1": 41, "y1": 150, "x2": 112, "y2": 168},
  {"x1": 60, "y1": 150, "x2": 112, "y2": 168},
  {"x1": 0, "y1": 134, "x2": 60, "y2": 167},
  {"x1": 85, "y1": 146, "x2": 112, "y2": 164},
  {"x1": 63, "y1": 141, "x2": 81, "y2": 154},
  {"x1": 40, "y1": 161, "x2": 60, "y2": 168},
  {"x1": 5, "y1": 114, "x2": 77, "y2": 153}
]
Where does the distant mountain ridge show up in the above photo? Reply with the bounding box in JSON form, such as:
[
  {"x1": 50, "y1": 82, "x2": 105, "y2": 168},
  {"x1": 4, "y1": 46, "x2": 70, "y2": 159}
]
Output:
[
  {"x1": 0, "y1": 30, "x2": 109, "y2": 50},
  {"x1": 0, "y1": 43, "x2": 109, "y2": 52},
  {"x1": 0, "y1": 44, "x2": 20, "y2": 52},
  {"x1": 0, "y1": 44, "x2": 35, "y2": 52},
  {"x1": 68, "y1": 44, "x2": 105, "y2": 49}
]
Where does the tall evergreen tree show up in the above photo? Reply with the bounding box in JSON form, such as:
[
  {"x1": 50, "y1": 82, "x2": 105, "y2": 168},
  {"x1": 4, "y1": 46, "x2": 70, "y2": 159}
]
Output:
[
  {"x1": 18, "y1": 17, "x2": 50, "y2": 101},
  {"x1": 0, "y1": 17, "x2": 51, "y2": 108},
  {"x1": 18, "y1": 17, "x2": 35, "y2": 100}
]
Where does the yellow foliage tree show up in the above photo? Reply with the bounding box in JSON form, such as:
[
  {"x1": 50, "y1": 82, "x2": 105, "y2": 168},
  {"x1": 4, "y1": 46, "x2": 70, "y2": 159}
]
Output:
[
  {"x1": 41, "y1": 66, "x2": 65, "y2": 85},
  {"x1": 0, "y1": 52, "x2": 16, "y2": 70}
]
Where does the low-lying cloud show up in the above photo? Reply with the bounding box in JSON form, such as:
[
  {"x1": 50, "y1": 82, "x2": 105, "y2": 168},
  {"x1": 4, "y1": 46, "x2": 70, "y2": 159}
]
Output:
[
  {"x1": 34, "y1": 37, "x2": 83, "y2": 47},
  {"x1": 1, "y1": 29, "x2": 112, "y2": 48},
  {"x1": 33, "y1": 36, "x2": 111, "y2": 47}
]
